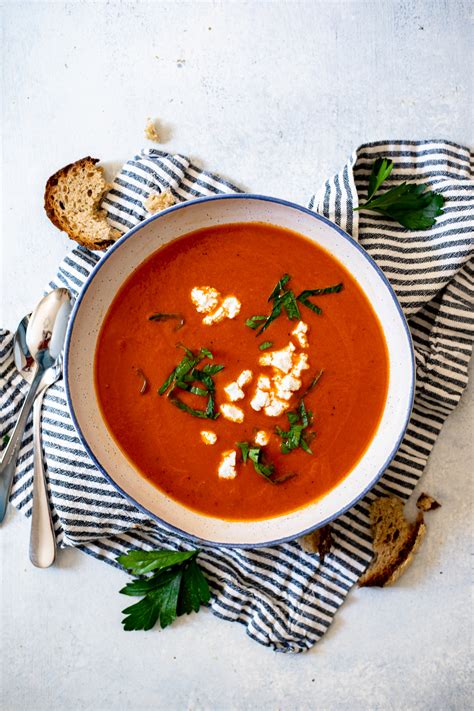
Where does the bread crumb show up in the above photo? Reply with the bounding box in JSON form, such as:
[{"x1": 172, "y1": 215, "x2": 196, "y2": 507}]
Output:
[
  {"x1": 298, "y1": 525, "x2": 333, "y2": 561},
  {"x1": 144, "y1": 118, "x2": 160, "y2": 142},
  {"x1": 145, "y1": 190, "x2": 176, "y2": 214},
  {"x1": 416, "y1": 492, "x2": 441, "y2": 512}
]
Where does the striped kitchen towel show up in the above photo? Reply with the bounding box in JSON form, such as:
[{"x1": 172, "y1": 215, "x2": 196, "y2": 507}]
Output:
[{"x1": 1, "y1": 142, "x2": 473, "y2": 653}]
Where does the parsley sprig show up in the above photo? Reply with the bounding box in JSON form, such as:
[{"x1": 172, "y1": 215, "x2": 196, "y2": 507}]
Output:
[
  {"x1": 159, "y1": 344, "x2": 224, "y2": 419},
  {"x1": 246, "y1": 274, "x2": 343, "y2": 335},
  {"x1": 355, "y1": 157, "x2": 445, "y2": 230},
  {"x1": 118, "y1": 549, "x2": 210, "y2": 631}
]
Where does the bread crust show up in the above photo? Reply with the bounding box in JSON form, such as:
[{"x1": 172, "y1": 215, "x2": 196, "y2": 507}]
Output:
[
  {"x1": 44, "y1": 156, "x2": 119, "y2": 249},
  {"x1": 359, "y1": 496, "x2": 426, "y2": 587}
]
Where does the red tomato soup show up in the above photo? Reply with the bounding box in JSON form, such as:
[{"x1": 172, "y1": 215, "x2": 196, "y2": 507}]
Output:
[{"x1": 95, "y1": 223, "x2": 389, "y2": 521}]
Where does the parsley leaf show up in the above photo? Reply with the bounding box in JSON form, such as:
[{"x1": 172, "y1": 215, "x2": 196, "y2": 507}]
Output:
[
  {"x1": 367, "y1": 157, "x2": 393, "y2": 200},
  {"x1": 118, "y1": 549, "x2": 210, "y2": 632},
  {"x1": 356, "y1": 157, "x2": 445, "y2": 230},
  {"x1": 275, "y1": 399, "x2": 314, "y2": 454},
  {"x1": 259, "y1": 341, "x2": 273, "y2": 351}
]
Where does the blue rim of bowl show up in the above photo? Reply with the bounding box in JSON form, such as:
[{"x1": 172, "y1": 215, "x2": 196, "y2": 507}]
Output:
[{"x1": 64, "y1": 193, "x2": 415, "y2": 549}]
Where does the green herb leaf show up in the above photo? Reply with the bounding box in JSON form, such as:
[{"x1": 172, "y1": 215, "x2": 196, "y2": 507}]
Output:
[
  {"x1": 237, "y1": 441, "x2": 250, "y2": 462},
  {"x1": 355, "y1": 158, "x2": 445, "y2": 230},
  {"x1": 248, "y1": 446, "x2": 275, "y2": 479},
  {"x1": 118, "y1": 549, "x2": 196, "y2": 576},
  {"x1": 202, "y1": 364, "x2": 225, "y2": 375},
  {"x1": 367, "y1": 157, "x2": 394, "y2": 200},
  {"x1": 170, "y1": 396, "x2": 219, "y2": 420},
  {"x1": 296, "y1": 284, "x2": 343, "y2": 315},
  {"x1": 245, "y1": 315, "x2": 268, "y2": 330},
  {"x1": 148, "y1": 313, "x2": 185, "y2": 330},
  {"x1": 249, "y1": 274, "x2": 343, "y2": 335},
  {"x1": 255, "y1": 298, "x2": 283, "y2": 335},
  {"x1": 281, "y1": 290, "x2": 301, "y2": 320},
  {"x1": 118, "y1": 549, "x2": 209, "y2": 632},
  {"x1": 259, "y1": 341, "x2": 273, "y2": 351},
  {"x1": 302, "y1": 369, "x2": 324, "y2": 398},
  {"x1": 268, "y1": 273, "x2": 291, "y2": 302},
  {"x1": 275, "y1": 398, "x2": 314, "y2": 454},
  {"x1": 178, "y1": 558, "x2": 211, "y2": 615}
]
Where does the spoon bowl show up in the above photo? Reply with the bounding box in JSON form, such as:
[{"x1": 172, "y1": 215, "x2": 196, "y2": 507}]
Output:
[{"x1": 0, "y1": 288, "x2": 72, "y2": 525}]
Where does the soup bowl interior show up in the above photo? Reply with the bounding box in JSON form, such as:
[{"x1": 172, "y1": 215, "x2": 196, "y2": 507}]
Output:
[{"x1": 65, "y1": 195, "x2": 414, "y2": 547}]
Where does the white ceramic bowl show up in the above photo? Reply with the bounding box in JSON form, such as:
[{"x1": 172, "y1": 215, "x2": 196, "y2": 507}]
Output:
[{"x1": 65, "y1": 195, "x2": 415, "y2": 547}]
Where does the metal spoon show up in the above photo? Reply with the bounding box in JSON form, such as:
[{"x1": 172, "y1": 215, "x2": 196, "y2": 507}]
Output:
[
  {"x1": 14, "y1": 313, "x2": 68, "y2": 566},
  {"x1": 0, "y1": 289, "x2": 72, "y2": 531}
]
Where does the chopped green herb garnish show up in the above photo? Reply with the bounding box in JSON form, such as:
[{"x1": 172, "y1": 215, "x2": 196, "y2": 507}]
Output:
[
  {"x1": 118, "y1": 548, "x2": 210, "y2": 631},
  {"x1": 245, "y1": 315, "x2": 268, "y2": 330},
  {"x1": 301, "y1": 369, "x2": 324, "y2": 398},
  {"x1": 148, "y1": 312, "x2": 185, "y2": 330},
  {"x1": 275, "y1": 399, "x2": 315, "y2": 454},
  {"x1": 246, "y1": 274, "x2": 343, "y2": 335},
  {"x1": 237, "y1": 442, "x2": 296, "y2": 485},
  {"x1": 355, "y1": 157, "x2": 445, "y2": 230},
  {"x1": 296, "y1": 284, "x2": 343, "y2": 314},
  {"x1": 159, "y1": 345, "x2": 223, "y2": 419},
  {"x1": 259, "y1": 341, "x2": 273, "y2": 351}
]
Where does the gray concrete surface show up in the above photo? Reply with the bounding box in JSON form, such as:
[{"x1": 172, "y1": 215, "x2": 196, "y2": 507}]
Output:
[{"x1": 1, "y1": 1, "x2": 472, "y2": 709}]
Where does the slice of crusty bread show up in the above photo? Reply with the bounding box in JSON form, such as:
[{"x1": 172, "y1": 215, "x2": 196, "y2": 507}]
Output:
[
  {"x1": 359, "y1": 496, "x2": 426, "y2": 587},
  {"x1": 298, "y1": 524, "x2": 333, "y2": 562},
  {"x1": 44, "y1": 157, "x2": 120, "y2": 249}
]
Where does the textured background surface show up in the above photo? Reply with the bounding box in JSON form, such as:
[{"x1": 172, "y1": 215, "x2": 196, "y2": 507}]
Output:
[{"x1": 1, "y1": 1, "x2": 472, "y2": 709}]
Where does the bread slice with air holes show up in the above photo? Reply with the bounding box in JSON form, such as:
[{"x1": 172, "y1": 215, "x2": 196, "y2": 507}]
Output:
[
  {"x1": 44, "y1": 157, "x2": 120, "y2": 249},
  {"x1": 359, "y1": 495, "x2": 426, "y2": 587}
]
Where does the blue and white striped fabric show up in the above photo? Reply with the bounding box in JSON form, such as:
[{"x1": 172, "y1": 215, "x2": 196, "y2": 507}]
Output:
[{"x1": 1, "y1": 142, "x2": 473, "y2": 653}]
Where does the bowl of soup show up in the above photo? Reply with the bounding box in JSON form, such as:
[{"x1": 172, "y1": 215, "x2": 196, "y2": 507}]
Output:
[{"x1": 64, "y1": 194, "x2": 414, "y2": 547}]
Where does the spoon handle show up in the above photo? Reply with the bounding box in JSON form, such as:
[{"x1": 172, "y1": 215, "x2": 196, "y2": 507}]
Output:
[
  {"x1": 29, "y1": 387, "x2": 56, "y2": 568},
  {"x1": 0, "y1": 367, "x2": 43, "y2": 523}
]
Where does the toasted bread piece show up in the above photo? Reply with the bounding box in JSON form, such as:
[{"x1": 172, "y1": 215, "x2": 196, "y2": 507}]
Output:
[
  {"x1": 144, "y1": 118, "x2": 160, "y2": 142},
  {"x1": 298, "y1": 524, "x2": 333, "y2": 562},
  {"x1": 44, "y1": 157, "x2": 120, "y2": 249},
  {"x1": 359, "y1": 496, "x2": 426, "y2": 587},
  {"x1": 416, "y1": 492, "x2": 441, "y2": 512},
  {"x1": 145, "y1": 189, "x2": 176, "y2": 214}
]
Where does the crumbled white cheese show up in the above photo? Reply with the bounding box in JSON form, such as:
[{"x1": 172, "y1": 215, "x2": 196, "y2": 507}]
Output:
[
  {"x1": 236, "y1": 369, "x2": 253, "y2": 387},
  {"x1": 292, "y1": 352, "x2": 310, "y2": 377},
  {"x1": 220, "y1": 403, "x2": 244, "y2": 423},
  {"x1": 264, "y1": 396, "x2": 288, "y2": 417},
  {"x1": 250, "y1": 388, "x2": 270, "y2": 412},
  {"x1": 292, "y1": 321, "x2": 309, "y2": 348},
  {"x1": 221, "y1": 296, "x2": 241, "y2": 319},
  {"x1": 224, "y1": 381, "x2": 245, "y2": 402},
  {"x1": 200, "y1": 430, "x2": 217, "y2": 445},
  {"x1": 274, "y1": 373, "x2": 302, "y2": 401},
  {"x1": 254, "y1": 430, "x2": 270, "y2": 446},
  {"x1": 191, "y1": 286, "x2": 241, "y2": 325},
  {"x1": 218, "y1": 450, "x2": 237, "y2": 479},
  {"x1": 259, "y1": 343, "x2": 295, "y2": 373},
  {"x1": 256, "y1": 375, "x2": 271, "y2": 391},
  {"x1": 252, "y1": 341, "x2": 310, "y2": 416},
  {"x1": 190, "y1": 286, "x2": 220, "y2": 314}
]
